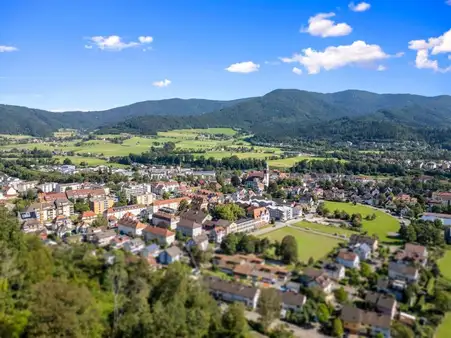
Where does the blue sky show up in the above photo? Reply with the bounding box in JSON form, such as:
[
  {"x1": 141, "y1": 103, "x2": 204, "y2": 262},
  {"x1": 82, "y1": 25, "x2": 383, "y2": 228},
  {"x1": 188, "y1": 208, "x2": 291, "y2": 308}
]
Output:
[{"x1": 1, "y1": 0, "x2": 451, "y2": 111}]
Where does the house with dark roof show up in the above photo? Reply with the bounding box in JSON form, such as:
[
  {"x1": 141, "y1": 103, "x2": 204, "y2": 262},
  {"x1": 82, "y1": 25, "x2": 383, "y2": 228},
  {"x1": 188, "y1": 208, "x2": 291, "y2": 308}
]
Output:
[
  {"x1": 179, "y1": 209, "x2": 211, "y2": 225},
  {"x1": 186, "y1": 233, "x2": 209, "y2": 251},
  {"x1": 340, "y1": 305, "x2": 391, "y2": 338},
  {"x1": 323, "y1": 263, "x2": 346, "y2": 281},
  {"x1": 365, "y1": 292, "x2": 397, "y2": 319},
  {"x1": 151, "y1": 211, "x2": 180, "y2": 230},
  {"x1": 394, "y1": 243, "x2": 428, "y2": 267},
  {"x1": 299, "y1": 268, "x2": 333, "y2": 294},
  {"x1": 177, "y1": 218, "x2": 203, "y2": 237},
  {"x1": 204, "y1": 276, "x2": 261, "y2": 309},
  {"x1": 279, "y1": 291, "x2": 307, "y2": 313},
  {"x1": 349, "y1": 234, "x2": 378, "y2": 251},
  {"x1": 388, "y1": 262, "x2": 419, "y2": 283}
]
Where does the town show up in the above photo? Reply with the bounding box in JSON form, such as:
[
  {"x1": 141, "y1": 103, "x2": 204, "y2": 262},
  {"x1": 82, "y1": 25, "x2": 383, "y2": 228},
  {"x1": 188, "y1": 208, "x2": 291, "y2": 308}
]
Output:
[{"x1": 2, "y1": 156, "x2": 451, "y2": 338}]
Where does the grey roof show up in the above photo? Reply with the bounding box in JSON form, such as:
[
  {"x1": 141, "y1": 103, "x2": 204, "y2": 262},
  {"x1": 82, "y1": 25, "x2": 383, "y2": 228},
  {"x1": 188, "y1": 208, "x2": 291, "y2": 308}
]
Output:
[
  {"x1": 180, "y1": 209, "x2": 209, "y2": 224},
  {"x1": 389, "y1": 262, "x2": 418, "y2": 277},
  {"x1": 165, "y1": 246, "x2": 182, "y2": 257},
  {"x1": 177, "y1": 218, "x2": 202, "y2": 229},
  {"x1": 205, "y1": 276, "x2": 259, "y2": 300},
  {"x1": 279, "y1": 291, "x2": 306, "y2": 307}
]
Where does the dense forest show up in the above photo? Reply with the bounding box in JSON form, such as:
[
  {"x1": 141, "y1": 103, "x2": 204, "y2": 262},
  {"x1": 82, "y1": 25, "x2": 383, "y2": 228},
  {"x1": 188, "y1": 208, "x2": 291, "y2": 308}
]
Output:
[{"x1": 0, "y1": 207, "x2": 255, "y2": 338}]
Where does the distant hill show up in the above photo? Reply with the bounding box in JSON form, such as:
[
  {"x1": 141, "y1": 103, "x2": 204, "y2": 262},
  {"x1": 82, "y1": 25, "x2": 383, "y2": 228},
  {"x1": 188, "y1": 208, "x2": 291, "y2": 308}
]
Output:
[
  {"x1": 2, "y1": 89, "x2": 451, "y2": 141},
  {"x1": 0, "y1": 98, "x2": 249, "y2": 136}
]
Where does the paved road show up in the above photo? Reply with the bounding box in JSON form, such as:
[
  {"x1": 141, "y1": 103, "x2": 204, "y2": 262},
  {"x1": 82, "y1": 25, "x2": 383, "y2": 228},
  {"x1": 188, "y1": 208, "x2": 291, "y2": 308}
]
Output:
[{"x1": 244, "y1": 311, "x2": 330, "y2": 338}]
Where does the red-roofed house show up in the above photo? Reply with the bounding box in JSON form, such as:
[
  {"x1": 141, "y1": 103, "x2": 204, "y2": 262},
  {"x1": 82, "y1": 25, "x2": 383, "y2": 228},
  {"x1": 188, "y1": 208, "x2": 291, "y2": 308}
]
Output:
[
  {"x1": 80, "y1": 210, "x2": 97, "y2": 224},
  {"x1": 337, "y1": 250, "x2": 360, "y2": 269},
  {"x1": 432, "y1": 191, "x2": 451, "y2": 206},
  {"x1": 142, "y1": 226, "x2": 175, "y2": 246},
  {"x1": 117, "y1": 215, "x2": 147, "y2": 236},
  {"x1": 151, "y1": 197, "x2": 191, "y2": 213}
]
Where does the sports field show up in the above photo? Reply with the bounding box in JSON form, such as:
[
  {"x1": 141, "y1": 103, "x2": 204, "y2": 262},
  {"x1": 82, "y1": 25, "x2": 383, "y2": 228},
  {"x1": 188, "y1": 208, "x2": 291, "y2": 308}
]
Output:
[
  {"x1": 324, "y1": 201, "x2": 400, "y2": 243},
  {"x1": 438, "y1": 250, "x2": 451, "y2": 280},
  {"x1": 436, "y1": 312, "x2": 451, "y2": 338},
  {"x1": 258, "y1": 227, "x2": 343, "y2": 263}
]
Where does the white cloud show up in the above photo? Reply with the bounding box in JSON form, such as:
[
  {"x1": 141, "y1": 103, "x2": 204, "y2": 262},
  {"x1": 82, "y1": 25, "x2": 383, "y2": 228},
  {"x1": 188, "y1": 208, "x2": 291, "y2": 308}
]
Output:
[
  {"x1": 225, "y1": 61, "x2": 260, "y2": 73},
  {"x1": 301, "y1": 12, "x2": 352, "y2": 38},
  {"x1": 152, "y1": 79, "x2": 171, "y2": 87},
  {"x1": 349, "y1": 2, "x2": 371, "y2": 12},
  {"x1": 408, "y1": 29, "x2": 451, "y2": 72},
  {"x1": 0, "y1": 45, "x2": 18, "y2": 52},
  {"x1": 377, "y1": 65, "x2": 386, "y2": 71},
  {"x1": 138, "y1": 36, "x2": 153, "y2": 43},
  {"x1": 264, "y1": 60, "x2": 281, "y2": 65},
  {"x1": 292, "y1": 67, "x2": 303, "y2": 75},
  {"x1": 85, "y1": 35, "x2": 153, "y2": 51},
  {"x1": 280, "y1": 40, "x2": 390, "y2": 74}
]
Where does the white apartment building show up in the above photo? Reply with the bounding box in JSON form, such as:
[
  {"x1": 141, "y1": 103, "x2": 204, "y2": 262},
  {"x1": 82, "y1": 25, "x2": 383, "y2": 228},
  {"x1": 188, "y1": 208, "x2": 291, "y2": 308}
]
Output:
[{"x1": 267, "y1": 206, "x2": 293, "y2": 221}]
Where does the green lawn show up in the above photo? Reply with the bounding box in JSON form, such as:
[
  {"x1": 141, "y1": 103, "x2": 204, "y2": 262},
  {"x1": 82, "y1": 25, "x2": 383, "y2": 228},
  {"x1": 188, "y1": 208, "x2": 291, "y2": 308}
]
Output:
[
  {"x1": 258, "y1": 227, "x2": 343, "y2": 263},
  {"x1": 438, "y1": 250, "x2": 451, "y2": 280},
  {"x1": 293, "y1": 220, "x2": 357, "y2": 237},
  {"x1": 436, "y1": 312, "x2": 451, "y2": 338},
  {"x1": 324, "y1": 202, "x2": 400, "y2": 243},
  {"x1": 54, "y1": 156, "x2": 127, "y2": 168}
]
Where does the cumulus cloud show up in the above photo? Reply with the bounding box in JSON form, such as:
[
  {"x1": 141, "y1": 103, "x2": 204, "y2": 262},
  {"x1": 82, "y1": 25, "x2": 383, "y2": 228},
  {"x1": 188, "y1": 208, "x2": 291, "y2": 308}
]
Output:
[
  {"x1": 0, "y1": 45, "x2": 18, "y2": 52},
  {"x1": 85, "y1": 35, "x2": 153, "y2": 51},
  {"x1": 225, "y1": 61, "x2": 260, "y2": 73},
  {"x1": 264, "y1": 60, "x2": 281, "y2": 65},
  {"x1": 280, "y1": 40, "x2": 390, "y2": 74},
  {"x1": 377, "y1": 65, "x2": 387, "y2": 71},
  {"x1": 301, "y1": 12, "x2": 352, "y2": 38},
  {"x1": 153, "y1": 79, "x2": 171, "y2": 87},
  {"x1": 349, "y1": 2, "x2": 371, "y2": 12},
  {"x1": 408, "y1": 29, "x2": 451, "y2": 72},
  {"x1": 292, "y1": 67, "x2": 303, "y2": 75}
]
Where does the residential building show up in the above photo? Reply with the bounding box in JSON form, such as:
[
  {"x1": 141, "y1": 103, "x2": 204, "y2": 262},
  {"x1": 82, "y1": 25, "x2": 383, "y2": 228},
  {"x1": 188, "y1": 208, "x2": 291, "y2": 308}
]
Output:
[
  {"x1": 152, "y1": 181, "x2": 180, "y2": 196},
  {"x1": 1, "y1": 186, "x2": 18, "y2": 199},
  {"x1": 432, "y1": 191, "x2": 451, "y2": 206},
  {"x1": 39, "y1": 192, "x2": 67, "y2": 202},
  {"x1": 37, "y1": 182, "x2": 58, "y2": 193},
  {"x1": 349, "y1": 234, "x2": 379, "y2": 251},
  {"x1": 388, "y1": 262, "x2": 419, "y2": 283},
  {"x1": 179, "y1": 209, "x2": 211, "y2": 225},
  {"x1": 186, "y1": 233, "x2": 209, "y2": 251},
  {"x1": 140, "y1": 244, "x2": 161, "y2": 258},
  {"x1": 246, "y1": 206, "x2": 270, "y2": 224},
  {"x1": 299, "y1": 268, "x2": 333, "y2": 294},
  {"x1": 204, "y1": 276, "x2": 261, "y2": 309},
  {"x1": 142, "y1": 226, "x2": 175, "y2": 246},
  {"x1": 134, "y1": 193, "x2": 155, "y2": 206},
  {"x1": 340, "y1": 305, "x2": 391, "y2": 338},
  {"x1": 66, "y1": 188, "x2": 106, "y2": 201},
  {"x1": 26, "y1": 202, "x2": 55, "y2": 221},
  {"x1": 284, "y1": 281, "x2": 302, "y2": 293},
  {"x1": 159, "y1": 246, "x2": 182, "y2": 265},
  {"x1": 234, "y1": 218, "x2": 261, "y2": 234},
  {"x1": 394, "y1": 243, "x2": 428, "y2": 266},
  {"x1": 354, "y1": 243, "x2": 372, "y2": 261},
  {"x1": 90, "y1": 197, "x2": 115, "y2": 215},
  {"x1": 55, "y1": 182, "x2": 82, "y2": 193},
  {"x1": 21, "y1": 219, "x2": 46, "y2": 234},
  {"x1": 421, "y1": 212, "x2": 451, "y2": 226},
  {"x1": 106, "y1": 204, "x2": 147, "y2": 219},
  {"x1": 365, "y1": 292, "x2": 397, "y2": 319},
  {"x1": 337, "y1": 250, "x2": 360, "y2": 269},
  {"x1": 54, "y1": 198, "x2": 74, "y2": 217},
  {"x1": 279, "y1": 291, "x2": 307, "y2": 313},
  {"x1": 123, "y1": 238, "x2": 146, "y2": 254},
  {"x1": 80, "y1": 210, "x2": 97, "y2": 224},
  {"x1": 151, "y1": 197, "x2": 191, "y2": 213},
  {"x1": 152, "y1": 211, "x2": 180, "y2": 230},
  {"x1": 92, "y1": 229, "x2": 117, "y2": 247},
  {"x1": 267, "y1": 205, "x2": 293, "y2": 221},
  {"x1": 122, "y1": 183, "x2": 152, "y2": 200},
  {"x1": 210, "y1": 226, "x2": 226, "y2": 244},
  {"x1": 177, "y1": 219, "x2": 203, "y2": 237},
  {"x1": 117, "y1": 215, "x2": 147, "y2": 236},
  {"x1": 323, "y1": 263, "x2": 346, "y2": 281},
  {"x1": 15, "y1": 180, "x2": 38, "y2": 193}
]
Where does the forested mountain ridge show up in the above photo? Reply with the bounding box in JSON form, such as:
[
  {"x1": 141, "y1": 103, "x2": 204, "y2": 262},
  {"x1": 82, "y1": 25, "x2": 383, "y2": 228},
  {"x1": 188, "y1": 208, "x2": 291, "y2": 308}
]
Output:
[
  {"x1": 2, "y1": 89, "x2": 451, "y2": 140},
  {"x1": 0, "y1": 98, "x2": 249, "y2": 136}
]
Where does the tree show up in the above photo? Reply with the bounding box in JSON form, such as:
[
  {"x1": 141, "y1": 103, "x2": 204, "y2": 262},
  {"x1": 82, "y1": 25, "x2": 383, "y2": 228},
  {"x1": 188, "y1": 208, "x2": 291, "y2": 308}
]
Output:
[
  {"x1": 74, "y1": 201, "x2": 90, "y2": 213},
  {"x1": 231, "y1": 175, "x2": 241, "y2": 187},
  {"x1": 26, "y1": 280, "x2": 103, "y2": 337},
  {"x1": 258, "y1": 288, "x2": 281, "y2": 332},
  {"x1": 162, "y1": 191, "x2": 171, "y2": 200},
  {"x1": 332, "y1": 318, "x2": 344, "y2": 337},
  {"x1": 360, "y1": 262, "x2": 372, "y2": 278},
  {"x1": 178, "y1": 199, "x2": 189, "y2": 212},
  {"x1": 221, "y1": 303, "x2": 248, "y2": 338},
  {"x1": 267, "y1": 182, "x2": 278, "y2": 194},
  {"x1": 316, "y1": 303, "x2": 330, "y2": 324},
  {"x1": 434, "y1": 290, "x2": 451, "y2": 313},
  {"x1": 213, "y1": 204, "x2": 245, "y2": 221},
  {"x1": 221, "y1": 234, "x2": 239, "y2": 255},
  {"x1": 268, "y1": 324, "x2": 294, "y2": 338},
  {"x1": 280, "y1": 235, "x2": 298, "y2": 264},
  {"x1": 334, "y1": 287, "x2": 348, "y2": 303},
  {"x1": 391, "y1": 322, "x2": 415, "y2": 338},
  {"x1": 63, "y1": 158, "x2": 73, "y2": 165},
  {"x1": 92, "y1": 215, "x2": 108, "y2": 228}
]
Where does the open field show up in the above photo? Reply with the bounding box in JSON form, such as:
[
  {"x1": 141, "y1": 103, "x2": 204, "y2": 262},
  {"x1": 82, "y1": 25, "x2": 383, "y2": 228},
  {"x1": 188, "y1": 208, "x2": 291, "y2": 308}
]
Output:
[
  {"x1": 159, "y1": 128, "x2": 238, "y2": 137},
  {"x1": 258, "y1": 227, "x2": 343, "y2": 263},
  {"x1": 437, "y1": 312, "x2": 451, "y2": 338},
  {"x1": 293, "y1": 220, "x2": 357, "y2": 237},
  {"x1": 268, "y1": 156, "x2": 327, "y2": 168},
  {"x1": 438, "y1": 250, "x2": 451, "y2": 280},
  {"x1": 54, "y1": 156, "x2": 127, "y2": 168},
  {"x1": 324, "y1": 202, "x2": 400, "y2": 243},
  {"x1": 0, "y1": 134, "x2": 33, "y2": 139},
  {"x1": 197, "y1": 151, "x2": 279, "y2": 160}
]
